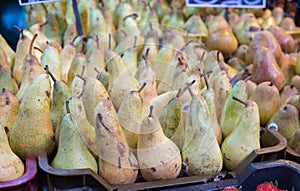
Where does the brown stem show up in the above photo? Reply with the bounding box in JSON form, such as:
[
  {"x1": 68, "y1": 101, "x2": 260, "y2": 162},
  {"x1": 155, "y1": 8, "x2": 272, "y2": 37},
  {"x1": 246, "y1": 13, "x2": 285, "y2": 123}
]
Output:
[
  {"x1": 137, "y1": 83, "x2": 147, "y2": 93},
  {"x1": 269, "y1": 82, "x2": 273, "y2": 86},
  {"x1": 217, "y1": 51, "x2": 221, "y2": 62},
  {"x1": 80, "y1": 65, "x2": 85, "y2": 76},
  {"x1": 203, "y1": 69, "x2": 209, "y2": 90},
  {"x1": 179, "y1": 40, "x2": 193, "y2": 52},
  {"x1": 2, "y1": 88, "x2": 5, "y2": 93},
  {"x1": 176, "y1": 88, "x2": 182, "y2": 98},
  {"x1": 290, "y1": 84, "x2": 294, "y2": 89},
  {"x1": 94, "y1": 67, "x2": 101, "y2": 73},
  {"x1": 80, "y1": 36, "x2": 87, "y2": 53},
  {"x1": 148, "y1": 105, "x2": 154, "y2": 118},
  {"x1": 200, "y1": 51, "x2": 205, "y2": 62},
  {"x1": 76, "y1": 74, "x2": 86, "y2": 82},
  {"x1": 71, "y1": 35, "x2": 79, "y2": 45},
  {"x1": 187, "y1": 84, "x2": 196, "y2": 99},
  {"x1": 41, "y1": 3, "x2": 48, "y2": 13},
  {"x1": 232, "y1": 96, "x2": 248, "y2": 107},
  {"x1": 108, "y1": 33, "x2": 111, "y2": 50},
  {"x1": 96, "y1": 113, "x2": 112, "y2": 133},
  {"x1": 133, "y1": 36, "x2": 137, "y2": 48},
  {"x1": 65, "y1": 100, "x2": 70, "y2": 114},
  {"x1": 44, "y1": 65, "x2": 49, "y2": 75},
  {"x1": 34, "y1": 46, "x2": 43, "y2": 54},
  {"x1": 39, "y1": 20, "x2": 48, "y2": 28},
  {"x1": 123, "y1": 13, "x2": 138, "y2": 21},
  {"x1": 149, "y1": 22, "x2": 153, "y2": 31},
  {"x1": 244, "y1": 75, "x2": 252, "y2": 82},
  {"x1": 46, "y1": 66, "x2": 57, "y2": 83}
]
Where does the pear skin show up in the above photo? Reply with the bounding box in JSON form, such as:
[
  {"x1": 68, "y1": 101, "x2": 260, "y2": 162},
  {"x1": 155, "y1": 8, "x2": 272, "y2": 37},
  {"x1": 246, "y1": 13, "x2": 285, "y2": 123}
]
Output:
[{"x1": 0, "y1": 65, "x2": 18, "y2": 95}]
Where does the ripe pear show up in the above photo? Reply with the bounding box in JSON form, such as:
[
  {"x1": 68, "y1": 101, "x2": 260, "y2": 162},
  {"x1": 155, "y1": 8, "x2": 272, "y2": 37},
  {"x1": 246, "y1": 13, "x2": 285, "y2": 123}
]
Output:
[
  {"x1": 0, "y1": 34, "x2": 16, "y2": 69},
  {"x1": 280, "y1": 53, "x2": 296, "y2": 84},
  {"x1": 279, "y1": 17, "x2": 296, "y2": 31},
  {"x1": 280, "y1": 85, "x2": 298, "y2": 106},
  {"x1": 268, "y1": 26, "x2": 298, "y2": 53},
  {"x1": 48, "y1": 70, "x2": 72, "y2": 136},
  {"x1": 95, "y1": 68, "x2": 110, "y2": 90},
  {"x1": 105, "y1": 35, "x2": 140, "y2": 111},
  {"x1": 63, "y1": 22, "x2": 78, "y2": 49},
  {"x1": 0, "y1": 89, "x2": 19, "y2": 138},
  {"x1": 0, "y1": 65, "x2": 18, "y2": 95},
  {"x1": 251, "y1": 46, "x2": 286, "y2": 90},
  {"x1": 95, "y1": 99, "x2": 138, "y2": 185},
  {"x1": 0, "y1": 123, "x2": 24, "y2": 181},
  {"x1": 182, "y1": 86, "x2": 223, "y2": 175},
  {"x1": 272, "y1": 7, "x2": 284, "y2": 25},
  {"x1": 51, "y1": 100, "x2": 97, "y2": 173},
  {"x1": 266, "y1": 104, "x2": 300, "y2": 147},
  {"x1": 220, "y1": 80, "x2": 248, "y2": 139},
  {"x1": 0, "y1": 46, "x2": 10, "y2": 67},
  {"x1": 60, "y1": 37, "x2": 76, "y2": 83},
  {"x1": 291, "y1": 74, "x2": 300, "y2": 93},
  {"x1": 117, "y1": 83, "x2": 145, "y2": 150},
  {"x1": 42, "y1": 7, "x2": 61, "y2": 45},
  {"x1": 201, "y1": 71, "x2": 222, "y2": 144},
  {"x1": 249, "y1": 81, "x2": 280, "y2": 126},
  {"x1": 221, "y1": 97, "x2": 260, "y2": 171},
  {"x1": 16, "y1": 34, "x2": 44, "y2": 101},
  {"x1": 61, "y1": 96, "x2": 97, "y2": 157},
  {"x1": 9, "y1": 72, "x2": 55, "y2": 160},
  {"x1": 138, "y1": 105, "x2": 182, "y2": 181},
  {"x1": 67, "y1": 51, "x2": 87, "y2": 87},
  {"x1": 121, "y1": 36, "x2": 138, "y2": 77},
  {"x1": 13, "y1": 25, "x2": 35, "y2": 86},
  {"x1": 77, "y1": 76, "x2": 110, "y2": 126}
]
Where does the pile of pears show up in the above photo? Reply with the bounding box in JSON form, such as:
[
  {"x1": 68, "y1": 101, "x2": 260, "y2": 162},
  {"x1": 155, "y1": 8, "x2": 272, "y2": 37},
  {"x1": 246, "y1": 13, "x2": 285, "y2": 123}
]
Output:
[{"x1": 1, "y1": 0, "x2": 300, "y2": 185}]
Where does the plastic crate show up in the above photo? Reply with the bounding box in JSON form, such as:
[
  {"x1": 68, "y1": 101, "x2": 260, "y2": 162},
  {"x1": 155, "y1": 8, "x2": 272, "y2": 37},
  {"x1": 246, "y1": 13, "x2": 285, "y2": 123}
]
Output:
[
  {"x1": 0, "y1": 157, "x2": 39, "y2": 191},
  {"x1": 37, "y1": 129, "x2": 287, "y2": 191}
]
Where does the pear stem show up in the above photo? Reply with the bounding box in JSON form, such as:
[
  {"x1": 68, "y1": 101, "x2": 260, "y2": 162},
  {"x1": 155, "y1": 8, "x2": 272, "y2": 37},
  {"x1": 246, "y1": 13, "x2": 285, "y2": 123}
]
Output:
[
  {"x1": 187, "y1": 84, "x2": 196, "y2": 99},
  {"x1": 176, "y1": 88, "x2": 182, "y2": 98},
  {"x1": 39, "y1": 20, "x2": 48, "y2": 28},
  {"x1": 94, "y1": 67, "x2": 101, "y2": 74},
  {"x1": 99, "y1": 0, "x2": 105, "y2": 7},
  {"x1": 80, "y1": 65, "x2": 85, "y2": 76},
  {"x1": 96, "y1": 113, "x2": 112, "y2": 133},
  {"x1": 200, "y1": 51, "x2": 206, "y2": 62},
  {"x1": 108, "y1": 33, "x2": 111, "y2": 50},
  {"x1": 80, "y1": 36, "x2": 87, "y2": 53},
  {"x1": 269, "y1": 82, "x2": 274, "y2": 86},
  {"x1": 44, "y1": 65, "x2": 49, "y2": 75},
  {"x1": 2, "y1": 88, "x2": 5, "y2": 93},
  {"x1": 41, "y1": 3, "x2": 48, "y2": 13},
  {"x1": 46, "y1": 66, "x2": 57, "y2": 83},
  {"x1": 34, "y1": 46, "x2": 44, "y2": 54},
  {"x1": 148, "y1": 105, "x2": 154, "y2": 118},
  {"x1": 179, "y1": 40, "x2": 193, "y2": 52},
  {"x1": 65, "y1": 100, "x2": 70, "y2": 114},
  {"x1": 133, "y1": 82, "x2": 146, "y2": 93},
  {"x1": 29, "y1": 34, "x2": 38, "y2": 56},
  {"x1": 232, "y1": 96, "x2": 248, "y2": 107},
  {"x1": 244, "y1": 75, "x2": 252, "y2": 82},
  {"x1": 13, "y1": 25, "x2": 23, "y2": 39},
  {"x1": 203, "y1": 69, "x2": 209, "y2": 90},
  {"x1": 149, "y1": 22, "x2": 153, "y2": 31},
  {"x1": 123, "y1": 13, "x2": 138, "y2": 21},
  {"x1": 95, "y1": 35, "x2": 99, "y2": 49},
  {"x1": 133, "y1": 36, "x2": 137, "y2": 48},
  {"x1": 76, "y1": 74, "x2": 86, "y2": 82},
  {"x1": 71, "y1": 35, "x2": 79, "y2": 45}
]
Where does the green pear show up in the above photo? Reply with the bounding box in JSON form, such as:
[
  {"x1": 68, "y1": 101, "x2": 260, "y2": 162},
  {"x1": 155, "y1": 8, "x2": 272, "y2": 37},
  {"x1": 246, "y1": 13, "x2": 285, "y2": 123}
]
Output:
[
  {"x1": 290, "y1": 128, "x2": 300, "y2": 153},
  {"x1": 0, "y1": 65, "x2": 18, "y2": 95},
  {"x1": 105, "y1": 34, "x2": 140, "y2": 111},
  {"x1": 266, "y1": 104, "x2": 300, "y2": 147},
  {"x1": 201, "y1": 71, "x2": 222, "y2": 145},
  {"x1": 48, "y1": 69, "x2": 72, "y2": 136},
  {"x1": 0, "y1": 35, "x2": 15, "y2": 70},
  {"x1": 42, "y1": 7, "x2": 61, "y2": 45},
  {"x1": 221, "y1": 97, "x2": 260, "y2": 171},
  {"x1": 60, "y1": 96, "x2": 97, "y2": 157},
  {"x1": 117, "y1": 83, "x2": 145, "y2": 149},
  {"x1": 249, "y1": 81, "x2": 280, "y2": 126},
  {"x1": 0, "y1": 89, "x2": 19, "y2": 138},
  {"x1": 0, "y1": 46, "x2": 10, "y2": 67},
  {"x1": 182, "y1": 85, "x2": 223, "y2": 176},
  {"x1": 25, "y1": 4, "x2": 46, "y2": 28},
  {"x1": 51, "y1": 100, "x2": 98, "y2": 173},
  {"x1": 16, "y1": 34, "x2": 44, "y2": 101},
  {"x1": 220, "y1": 80, "x2": 248, "y2": 139},
  {"x1": 62, "y1": 22, "x2": 78, "y2": 49},
  {"x1": 138, "y1": 105, "x2": 182, "y2": 181},
  {"x1": 60, "y1": 37, "x2": 76, "y2": 83},
  {"x1": 121, "y1": 36, "x2": 138, "y2": 77},
  {"x1": 95, "y1": 99, "x2": 138, "y2": 185},
  {"x1": 0, "y1": 122, "x2": 24, "y2": 181},
  {"x1": 95, "y1": 68, "x2": 110, "y2": 90},
  {"x1": 67, "y1": 50, "x2": 87, "y2": 87},
  {"x1": 9, "y1": 72, "x2": 55, "y2": 160}
]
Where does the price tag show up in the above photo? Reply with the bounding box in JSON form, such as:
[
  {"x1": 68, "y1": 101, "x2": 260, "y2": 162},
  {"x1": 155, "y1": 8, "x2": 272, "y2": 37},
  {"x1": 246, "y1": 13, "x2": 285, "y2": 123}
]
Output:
[
  {"x1": 19, "y1": 0, "x2": 60, "y2": 6},
  {"x1": 186, "y1": 0, "x2": 266, "y2": 8}
]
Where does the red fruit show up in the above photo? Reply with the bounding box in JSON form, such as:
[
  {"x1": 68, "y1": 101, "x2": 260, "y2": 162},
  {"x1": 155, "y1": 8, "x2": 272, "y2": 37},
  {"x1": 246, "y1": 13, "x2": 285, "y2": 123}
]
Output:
[
  {"x1": 256, "y1": 183, "x2": 281, "y2": 191},
  {"x1": 222, "y1": 187, "x2": 239, "y2": 191}
]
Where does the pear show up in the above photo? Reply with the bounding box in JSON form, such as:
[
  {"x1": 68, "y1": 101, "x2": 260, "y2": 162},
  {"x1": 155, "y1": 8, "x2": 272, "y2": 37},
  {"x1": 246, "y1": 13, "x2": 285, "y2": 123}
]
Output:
[
  {"x1": 51, "y1": 100, "x2": 98, "y2": 172},
  {"x1": 24, "y1": 4, "x2": 46, "y2": 28},
  {"x1": 62, "y1": 22, "x2": 78, "y2": 49},
  {"x1": 48, "y1": 70, "x2": 72, "y2": 136},
  {"x1": 280, "y1": 85, "x2": 298, "y2": 106},
  {"x1": 13, "y1": 25, "x2": 35, "y2": 86},
  {"x1": 9, "y1": 71, "x2": 55, "y2": 160},
  {"x1": 220, "y1": 80, "x2": 248, "y2": 139},
  {"x1": 268, "y1": 26, "x2": 298, "y2": 53},
  {"x1": 29, "y1": 22, "x2": 49, "y2": 51},
  {"x1": 221, "y1": 97, "x2": 260, "y2": 171},
  {"x1": 0, "y1": 89, "x2": 19, "y2": 138},
  {"x1": 117, "y1": 83, "x2": 145, "y2": 150},
  {"x1": 95, "y1": 99, "x2": 138, "y2": 185},
  {"x1": 0, "y1": 45, "x2": 10, "y2": 67},
  {"x1": 291, "y1": 74, "x2": 300, "y2": 93},
  {"x1": 0, "y1": 65, "x2": 18, "y2": 95},
  {"x1": 95, "y1": 68, "x2": 110, "y2": 90},
  {"x1": 245, "y1": 78, "x2": 257, "y2": 98},
  {"x1": 99, "y1": 1, "x2": 117, "y2": 37},
  {"x1": 61, "y1": 96, "x2": 97, "y2": 157},
  {"x1": 137, "y1": 49, "x2": 158, "y2": 104},
  {"x1": 121, "y1": 36, "x2": 138, "y2": 77},
  {"x1": 0, "y1": 34, "x2": 16, "y2": 70},
  {"x1": 138, "y1": 105, "x2": 182, "y2": 181},
  {"x1": 40, "y1": 41, "x2": 62, "y2": 81},
  {"x1": 60, "y1": 37, "x2": 77, "y2": 83},
  {"x1": 42, "y1": 6, "x2": 61, "y2": 45},
  {"x1": 295, "y1": 52, "x2": 300, "y2": 75},
  {"x1": 0, "y1": 122, "x2": 24, "y2": 181},
  {"x1": 76, "y1": 76, "x2": 110, "y2": 126},
  {"x1": 251, "y1": 46, "x2": 286, "y2": 90},
  {"x1": 105, "y1": 34, "x2": 140, "y2": 111},
  {"x1": 280, "y1": 53, "x2": 296, "y2": 84},
  {"x1": 70, "y1": 65, "x2": 86, "y2": 97},
  {"x1": 279, "y1": 17, "x2": 296, "y2": 31},
  {"x1": 266, "y1": 104, "x2": 300, "y2": 147},
  {"x1": 16, "y1": 34, "x2": 44, "y2": 101},
  {"x1": 201, "y1": 71, "x2": 222, "y2": 145},
  {"x1": 67, "y1": 48, "x2": 87, "y2": 87},
  {"x1": 182, "y1": 85, "x2": 223, "y2": 176},
  {"x1": 290, "y1": 129, "x2": 300, "y2": 153},
  {"x1": 249, "y1": 81, "x2": 280, "y2": 126},
  {"x1": 272, "y1": 7, "x2": 284, "y2": 25},
  {"x1": 86, "y1": 36, "x2": 106, "y2": 79}
]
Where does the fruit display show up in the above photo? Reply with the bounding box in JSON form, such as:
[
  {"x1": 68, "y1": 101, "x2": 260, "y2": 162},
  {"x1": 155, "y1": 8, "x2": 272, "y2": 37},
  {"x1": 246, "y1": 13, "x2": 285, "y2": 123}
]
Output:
[{"x1": 0, "y1": 0, "x2": 300, "y2": 189}]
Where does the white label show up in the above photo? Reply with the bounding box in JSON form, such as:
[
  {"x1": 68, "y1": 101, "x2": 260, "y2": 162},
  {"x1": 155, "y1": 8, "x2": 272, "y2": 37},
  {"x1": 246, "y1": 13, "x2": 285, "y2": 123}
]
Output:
[
  {"x1": 19, "y1": 0, "x2": 60, "y2": 6},
  {"x1": 186, "y1": 0, "x2": 266, "y2": 8}
]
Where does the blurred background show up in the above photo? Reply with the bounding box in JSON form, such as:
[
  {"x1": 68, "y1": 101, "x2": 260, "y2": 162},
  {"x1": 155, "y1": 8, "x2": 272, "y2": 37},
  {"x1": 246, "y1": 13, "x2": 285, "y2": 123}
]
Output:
[{"x1": 0, "y1": 1, "x2": 26, "y2": 50}]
